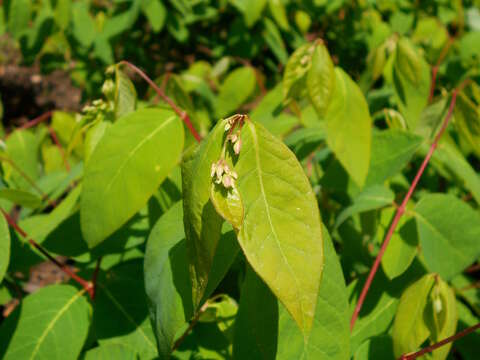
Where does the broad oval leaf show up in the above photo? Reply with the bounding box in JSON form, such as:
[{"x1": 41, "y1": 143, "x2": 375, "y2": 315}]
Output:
[
  {"x1": 0, "y1": 213, "x2": 10, "y2": 282},
  {"x1": 210, "y1": 184, "x2": 244, "y2": 230},
  {"x1": 307, "y1": 42, "x2": 335, "y2": 117},
  {"x1": 234, "y1": 227, "x2": 350, "y2": 359},
  {"x1": 0, "y1": 285, "x2": 91, "y2": 360},
  {"x1": 414, "y1": 194, "x2": 480, "y2": 280},
  {"x1": 325, "y1": 68, "x2": 372, "y2": 187},
  {"x1": 81, "y1": 108, "x2": 184, "y2": 248},
  {"x1": 230, "y1": 0, "x2": 267, "y2": 28},
  {"x1": 234, "y1": 119, "x2": 323, "y2": 334},
  {"x1": 392, "y1": 274, "x2": 436, "y2": 357}
]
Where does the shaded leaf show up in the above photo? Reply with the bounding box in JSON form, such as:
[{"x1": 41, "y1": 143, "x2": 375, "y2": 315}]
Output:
[
  {"x1": 84, "y1": 344, "x2": 138, "y2": 360},
  {"x1": 215, "y1": 67, "x2": 256, "y2": 118},
  {"x1": 0, "y1": 188, "x2": 42, "y2": 209}
]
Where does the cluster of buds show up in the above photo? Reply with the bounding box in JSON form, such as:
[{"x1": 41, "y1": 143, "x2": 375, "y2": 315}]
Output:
[
  {"x1": 227, "y1": 131, "x2": 242, "y2": 155},
  {"x1": 211, "y1": 159, "x2": 238, "y2": 189},
  {"x1": 82, "y1": 99, "x2": 109, "y2": 119}
]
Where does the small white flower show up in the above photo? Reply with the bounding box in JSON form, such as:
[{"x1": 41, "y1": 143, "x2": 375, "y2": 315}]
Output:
[{"x1": 233, "y1": 138, "x2": 242, "y2": 155}]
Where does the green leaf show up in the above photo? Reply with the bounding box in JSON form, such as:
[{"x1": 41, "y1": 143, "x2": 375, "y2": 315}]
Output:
[
  {"x1": 392, "y1": 273, "x2": 436, "y2": 357},
  {"x1": 365, "y1": 129, "x2": 423, "y2": 187},
  {"x1": 0, "y1": 188, "x2": 42, "y2": 208},
  {"x1": 71, "y1": 2, "x2": 96, "y2": 47},
  {"x1": 262, "y1": 18, "x2": 288, "y2": 64},
  {"x1": 230, "y1": 0, "x2": 267, "y2": 28},
  {"x1": 84, "y1": 344, "x2": 138, "y2": 360},
  {"x1": 234, "y1": 227, "x2": 350, "y2": 359},
  {"x1": 454, "y1": 91, "x2": 480, "y2": 158},
  {"x1": 283, "y1": 43, "x2": 314, "y2": 101},
  {"x1": 380, "y1": 208, "x2": 418, "y2": 280},
  {"x1": 113, "y1": 66, "x2": 137, "y2": 119},
  {"x1": 210, "y1": 184, "x2": 243, "y2": 229},
  {"x1": 182, "y1": 119, "x2": 226, "y2": 307},
  {"x1": 3, "y1": 129, "x2": 40, "y2": 191},
  {"x1": 425, "y1": 278, "x2": 458, "y2": 360},
  {"x1": 354, "y1": 336, "x2": 394, "y2": 360},
  {"x1": 215, "y1": 67, "x2": 256, "y2": 118},
  {"x1": 54, "y1": 0, "x2": 71, "y2": 31},
  {"x1": 307, "y1": 42, "x2": 335, "y2": 117},
  {"x1": 432, "y1": 141, "x2": 480, "y2": 206},
  {"x1": 414, "y1": 194, "x2": 480, "y2": 280},
  {"x1": 7, "y1": 0, "x2": 31, "y2": 39},
  {"x1": 20, "y1": 185, "x2": 81, "y2": 244},
  {"x1": 0, "y1": 285, "x2": 91, "y2": 360},
  {"x1": 93, "y1": 260, "x2": 158, "y2": 359},
  {"x1": 141, "y1": 0, "x2": 166, "y2": 33},
  {"x1": 335, "y1": 185, "x2": 394, "y2": 228},
  {"x1": 234, "y1": 119, "x2": 323, "y2": 334},
  {"x1": 81, "y1": 108, "x2": 184, "y2": 248},
  {"x1": 325, "y1": 68, "x2": 372, "y2": 187},
  {"x1": 392, "y1": 38, "x2": 430, "y2": 130},
  {"x1": 145, "y1": 202, "x2": 239, "y2": 357},
  {"x1": 268, "y1": 0, "x2": 289, "y2": 31},
  {"x1": 0, "y1": 213, "x2": 10, "y2": 282}
]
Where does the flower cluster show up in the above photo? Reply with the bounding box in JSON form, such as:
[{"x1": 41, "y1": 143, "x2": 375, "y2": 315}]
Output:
[{"x1": 211, "y1": 159, "x2": 238, "y2": 189}]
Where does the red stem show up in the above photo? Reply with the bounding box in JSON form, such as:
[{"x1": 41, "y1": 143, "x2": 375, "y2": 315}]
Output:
[
  {"x1": 0, "y1": 208, "x2": 94, "y2": 298},
  {"x1": 48, "y1": 126, "x2": 71, "y2": 171},
  {"x1": 350, "y1": 90, "x2": 458, "y2": 331},
  {"x1": 399, "y1": 322, "x2": 480, "y2": 360},
  {"x1": 118, "y1": 61, "x2": 202, "y2": 142},
  {"x1": 17, "y1": 110, "x2": 53, "y2": 131}
]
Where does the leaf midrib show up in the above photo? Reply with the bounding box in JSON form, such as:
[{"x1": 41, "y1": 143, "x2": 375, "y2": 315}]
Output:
[
  {"x1": 102, "y1": 115, "x2": 176, "y2": 195},
  {"x1": 247, "y1": 121, "x2": 305, "y2": 330},
  {"x1": 29, "y1": 288, "x2": 86, "y2": 359}
]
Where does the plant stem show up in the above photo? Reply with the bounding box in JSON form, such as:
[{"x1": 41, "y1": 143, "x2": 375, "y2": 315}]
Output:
[
  {"x1": 48, "y1": 126, "x2": 70, "y2": 171},
  {"x1": 118, "y1": 61, "x2": 202, "y2": 143},
  {"x1": 350, "y1": 89, "x2": 458, "y2": 331},
  {"x1": 399, "y1": 322, "x2": 480, "y2": 360},
  {"x1": 0, "y1": 208, "x2": 94, "y2": 298},
  {"x1": 17, "y1": 110, "x2": 53, "y2": 131}
]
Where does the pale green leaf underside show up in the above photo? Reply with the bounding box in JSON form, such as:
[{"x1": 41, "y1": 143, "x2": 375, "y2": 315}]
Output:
[
  {"x1": 235, "y1": 120, "x2": 323, "y2": 334},
  {"x1": 81, "y1": 108, "x2": 184, "y2": 248},
  {"x1": 1, "y1": 285, "x2": 91, "y2": 360}
]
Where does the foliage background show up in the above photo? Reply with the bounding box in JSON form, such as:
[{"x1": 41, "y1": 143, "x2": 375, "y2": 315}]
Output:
[{"x1": 0, "y1": 0, "x2": 480, "y2": 359}]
